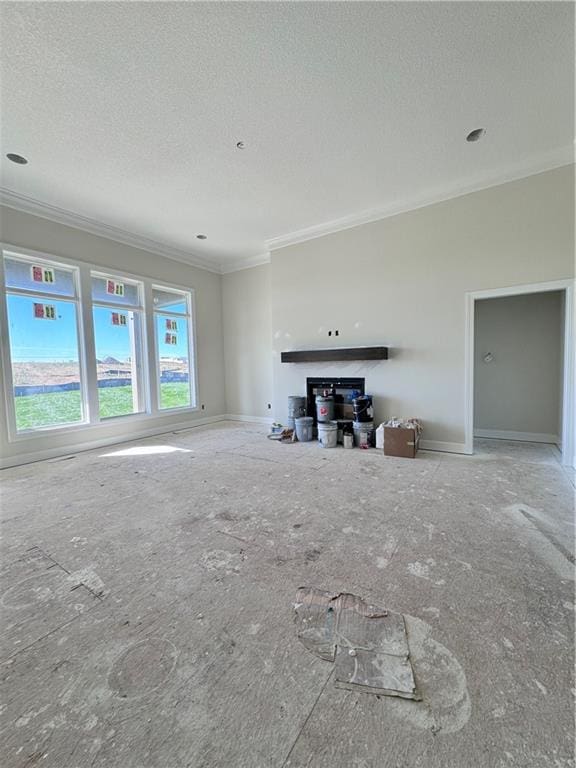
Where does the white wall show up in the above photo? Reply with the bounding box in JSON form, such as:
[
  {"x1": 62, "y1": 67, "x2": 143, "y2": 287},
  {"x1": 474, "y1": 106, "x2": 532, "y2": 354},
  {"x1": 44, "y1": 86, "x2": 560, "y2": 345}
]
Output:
[
  {"x1": 222, "y1": 264, "x2": 273, "y2": 418},
  {"x1": 0, "y1": 206, "x2": 226, "y2": 465},
  {"x1": 268, "y1": 166, "x2": 574, "y2": 450},
  {"x1": 473, "y1": 291, "x2": 563, "y2": 440}
]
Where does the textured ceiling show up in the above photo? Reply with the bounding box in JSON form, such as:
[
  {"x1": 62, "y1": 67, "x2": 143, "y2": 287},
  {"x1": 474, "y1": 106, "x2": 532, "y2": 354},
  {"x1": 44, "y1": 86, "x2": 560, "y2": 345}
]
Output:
[{"x1": 0, "y1": 2, "x2": 574, "y2": 272}]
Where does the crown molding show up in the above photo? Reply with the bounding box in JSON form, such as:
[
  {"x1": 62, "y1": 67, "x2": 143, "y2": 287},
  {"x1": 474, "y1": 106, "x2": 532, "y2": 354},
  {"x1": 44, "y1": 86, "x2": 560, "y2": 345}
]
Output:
[
  {"x1": 220, "y1": 251, "x2": 271, "y2": 274},
  {"x1": 266, "y1": 146, "x2": 575, "y2": 252},
  {"x1": 2, "y1": 145, "x2": 573, "y2": 275},
  {"x1": 0, "y1": 188, "x2": 223, "y2": 274}
]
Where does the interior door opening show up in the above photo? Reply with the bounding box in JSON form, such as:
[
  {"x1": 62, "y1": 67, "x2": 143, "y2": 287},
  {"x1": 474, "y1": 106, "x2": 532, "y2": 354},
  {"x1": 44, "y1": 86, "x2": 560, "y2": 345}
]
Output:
[{"x1": 465, "y1": 281, "x2": 574, "y2": 467}]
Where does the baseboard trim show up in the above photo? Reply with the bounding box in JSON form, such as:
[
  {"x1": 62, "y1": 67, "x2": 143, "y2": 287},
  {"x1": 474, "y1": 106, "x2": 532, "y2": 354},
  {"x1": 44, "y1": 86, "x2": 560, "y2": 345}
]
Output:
[
  {"x1": 419, "y1": 440, "x2": 469, "y2": 455},
  {"x1": 474, "y1": 429, "x2": 559, "y2": 444},
  {"x1": 0, "y1": 415, "x2": 227, "y2": 469}
]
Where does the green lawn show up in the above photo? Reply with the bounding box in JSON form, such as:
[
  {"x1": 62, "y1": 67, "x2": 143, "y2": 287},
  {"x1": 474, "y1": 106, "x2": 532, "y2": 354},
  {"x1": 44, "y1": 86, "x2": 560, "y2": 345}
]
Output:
[{"x1": 14, "y1": 383, "x2": 191, "y2": 430}]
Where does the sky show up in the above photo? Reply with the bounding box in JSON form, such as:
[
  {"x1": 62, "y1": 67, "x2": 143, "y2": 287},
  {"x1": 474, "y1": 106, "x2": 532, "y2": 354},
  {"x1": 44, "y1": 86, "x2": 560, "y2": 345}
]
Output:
[{"x1": 7, "y1": 295, "x2": 190, "y2": 363}]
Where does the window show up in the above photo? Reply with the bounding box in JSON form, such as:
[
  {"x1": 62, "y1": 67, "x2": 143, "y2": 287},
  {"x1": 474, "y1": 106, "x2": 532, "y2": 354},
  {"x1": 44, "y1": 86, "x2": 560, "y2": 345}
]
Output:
[
  {"x1": 1, "y1": 249, "x2": 199, "y2": 438},
  {"x1": 153, "y1": 286, "x2": 195, "y2": 410},
  {"x1": 91, "y1": 273, "x2": 145, "y2": 419},
  {"x1": 3, "y1": 253, "x2": 86, "y2": 431}
]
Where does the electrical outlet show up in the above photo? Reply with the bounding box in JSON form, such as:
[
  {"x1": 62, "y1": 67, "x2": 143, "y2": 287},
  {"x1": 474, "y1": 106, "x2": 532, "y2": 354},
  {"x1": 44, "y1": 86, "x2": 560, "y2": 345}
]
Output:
[
  {"x1": 335, "y1": 330, "x2": 339, "y2": 336},
  {"x1": 328, "y1": 330, "x2": 332, "y2": 336},
  {"x1": 201, "y1": 404, "x2": 205, "y2": 410},
  {"x1": 267, "y1": 403, "x2": 271, "y2": 409}
]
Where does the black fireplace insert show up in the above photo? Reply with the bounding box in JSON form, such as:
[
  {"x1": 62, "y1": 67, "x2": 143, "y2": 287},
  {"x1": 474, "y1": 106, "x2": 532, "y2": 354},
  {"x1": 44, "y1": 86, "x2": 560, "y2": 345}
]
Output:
[{"x1": 306, "y1": 377, "x2": 365, "y2": 424}]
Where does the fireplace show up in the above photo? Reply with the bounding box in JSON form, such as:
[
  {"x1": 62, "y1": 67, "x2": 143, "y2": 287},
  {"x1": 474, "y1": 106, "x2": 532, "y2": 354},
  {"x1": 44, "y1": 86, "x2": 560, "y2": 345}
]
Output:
[{"x1": 306, "y1": 377, "x2": 365, "y2": 425}]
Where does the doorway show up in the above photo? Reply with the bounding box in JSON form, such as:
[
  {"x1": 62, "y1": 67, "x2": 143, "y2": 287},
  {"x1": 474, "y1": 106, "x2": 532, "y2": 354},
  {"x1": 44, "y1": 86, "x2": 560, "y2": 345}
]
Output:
[{"x1": 465, "y1": 281, "x2": 574, "y2": 467}]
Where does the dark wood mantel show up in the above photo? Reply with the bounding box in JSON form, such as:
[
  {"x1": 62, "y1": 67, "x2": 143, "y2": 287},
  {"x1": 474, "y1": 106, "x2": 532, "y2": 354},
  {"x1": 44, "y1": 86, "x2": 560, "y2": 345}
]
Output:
[{"x1": 281, "y1": 346, "x2": 389, "y2": 363}]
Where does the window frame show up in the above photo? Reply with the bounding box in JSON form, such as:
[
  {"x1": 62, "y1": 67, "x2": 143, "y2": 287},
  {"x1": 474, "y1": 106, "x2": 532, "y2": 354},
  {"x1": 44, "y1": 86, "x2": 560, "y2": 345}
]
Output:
[
  {"x1": 90, "y1": 270, "x2": 149, "y2": 419},
  {"x1": 0, "y1": 249, "x2": 89, "y2": 438},
  {"x1": 152, "y1": 283, "x2": 198, "y2": 413},
  {"x1": 0, "y1": 244, "x2": 200, "y2": 443}
]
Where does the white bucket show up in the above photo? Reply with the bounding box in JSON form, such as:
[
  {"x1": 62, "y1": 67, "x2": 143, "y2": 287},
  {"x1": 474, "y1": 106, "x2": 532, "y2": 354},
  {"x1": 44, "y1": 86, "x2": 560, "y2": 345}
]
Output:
[
  {"x1": 353, "y1": 421, "x2": 375, "y2": 448},
  {"x1": 295, "y1": 416, "x2": 314, "y2": 442},
  {"x1": 318, "y1": 421, "x2": 338, "y2": 448}
]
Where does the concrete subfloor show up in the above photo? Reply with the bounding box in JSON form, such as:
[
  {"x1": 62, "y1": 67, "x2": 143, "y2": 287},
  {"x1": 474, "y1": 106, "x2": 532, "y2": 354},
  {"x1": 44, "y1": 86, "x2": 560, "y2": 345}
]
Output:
[{"x1": 0, "y1": 424, "x2": 574, "y2": 768}]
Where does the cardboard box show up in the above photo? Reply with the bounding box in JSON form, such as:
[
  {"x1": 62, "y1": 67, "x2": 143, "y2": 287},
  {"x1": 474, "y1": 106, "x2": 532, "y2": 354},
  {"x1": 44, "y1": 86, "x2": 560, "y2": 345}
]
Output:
[{"x1": 383, "y1": 426, "x2": 420, "y2": 458}]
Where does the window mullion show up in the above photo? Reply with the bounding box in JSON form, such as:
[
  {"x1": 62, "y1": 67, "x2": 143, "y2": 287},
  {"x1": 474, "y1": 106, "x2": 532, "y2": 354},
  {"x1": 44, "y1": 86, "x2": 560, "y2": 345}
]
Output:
[
  {"x1": 0, "y1": 258, "x2": 18, "y2": 438},
  {"x1": 3, "y1": 286, "x2": 79, "y2": 302},
  {"x1": 79, "y1": 267, "x2": 100, "y2": 424},
  {"x1": 144, "y1": 282, "x2": 159, "y2": 414},
  {"x1": 92, "y1": 301, "x2": 143, "y2": 312}
]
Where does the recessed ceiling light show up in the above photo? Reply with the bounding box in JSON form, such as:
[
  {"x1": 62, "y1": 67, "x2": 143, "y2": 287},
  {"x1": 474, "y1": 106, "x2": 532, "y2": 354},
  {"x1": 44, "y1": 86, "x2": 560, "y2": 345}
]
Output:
[
  {"x1": 196, "y1": 234, "x2": 207, "y2": 240},
  {"x1": 236, "y1": 141, "x2": 245, "y2": 149},
  {"x1": 466, "y1": 128, "x2": 486, "y2": 143},
  {"x1": 6, "y1": 153, "x2": 28, "y2": 165}
]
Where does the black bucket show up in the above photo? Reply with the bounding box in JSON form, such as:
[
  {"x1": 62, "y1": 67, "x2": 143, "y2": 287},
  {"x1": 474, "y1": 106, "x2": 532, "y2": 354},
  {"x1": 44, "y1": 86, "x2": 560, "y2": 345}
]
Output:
[{"x1": 352, "y1": 396, "x2": 373, "y2": 423}]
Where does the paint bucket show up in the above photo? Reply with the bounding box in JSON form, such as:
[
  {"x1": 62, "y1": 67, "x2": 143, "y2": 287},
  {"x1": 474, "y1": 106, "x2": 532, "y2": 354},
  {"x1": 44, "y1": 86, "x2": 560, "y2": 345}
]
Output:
[
  {"x1": 287, "y1": 395, "x2": 306, "y2": 431},
  {"x1": 353, "y1": 420, "x2": 375, "y2": 448},
  {"x1": 288, "y1": 396, "x2": 306, "y2": 419},
  {"x1": 352, "y1": 396, "x2": 373, "y2": 423},
  {"x1": 343, "y1": 433, "x2": 354, "y2": 449},
  {"x1": 347, "y1": 389, "x2": 361, "y2": 403},
  {"x1": 295, "y1": 416, "x2": 314, "y2": 442},
  {"x1": 318, "y1": 420, "x2": 338, "y2": 448},
  {"x1": 316, "y1": 395, "x2": 335, "y2": 423},
  {"x1": 336, "y1": 419, "x2": 353, "y2": 444}
]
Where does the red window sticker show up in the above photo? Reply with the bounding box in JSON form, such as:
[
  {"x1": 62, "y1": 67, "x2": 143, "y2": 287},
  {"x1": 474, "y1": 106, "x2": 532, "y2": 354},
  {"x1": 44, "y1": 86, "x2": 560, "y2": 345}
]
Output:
[
  {"x1": 106, "y1": 279, "x2": 125, "y2": 296},
  {"x1": 111, "y1": 312, "x2": 119, "y2": 325},
  {"x1": 33, "y1": 303, "x2": 56, "y2": 320},
  {"x1": 31, "y1": 266, "x2": 55, "y2": 283}
]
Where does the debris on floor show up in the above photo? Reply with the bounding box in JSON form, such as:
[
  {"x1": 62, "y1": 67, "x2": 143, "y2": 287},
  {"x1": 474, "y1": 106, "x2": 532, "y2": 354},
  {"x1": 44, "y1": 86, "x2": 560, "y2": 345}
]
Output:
[
  {"x1": 67, "y1": 567, "x2": 107, "y2": 598},
  {"x1": 267, "y1": 424, "x2": 296, "y2": 442},
  {"x1": 294, "y1": 587, "x2": 420, "y2": 699}
]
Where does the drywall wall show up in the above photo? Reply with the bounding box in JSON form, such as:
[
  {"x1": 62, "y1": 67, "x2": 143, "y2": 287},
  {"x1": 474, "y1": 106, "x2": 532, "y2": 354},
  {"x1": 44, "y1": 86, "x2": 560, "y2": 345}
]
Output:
[
  {"x1": 270, "y1": 165, "x2": 574, "y2": 450},
  {"x1": 0, "y1": 206, "x2": 226, "y2": 465},
  {"x1": 474, "y1": 291, "x2": 563, "y2": 439},
  {"x1": 222, "y1": 264, "x2": 273, "y2": 419}
]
